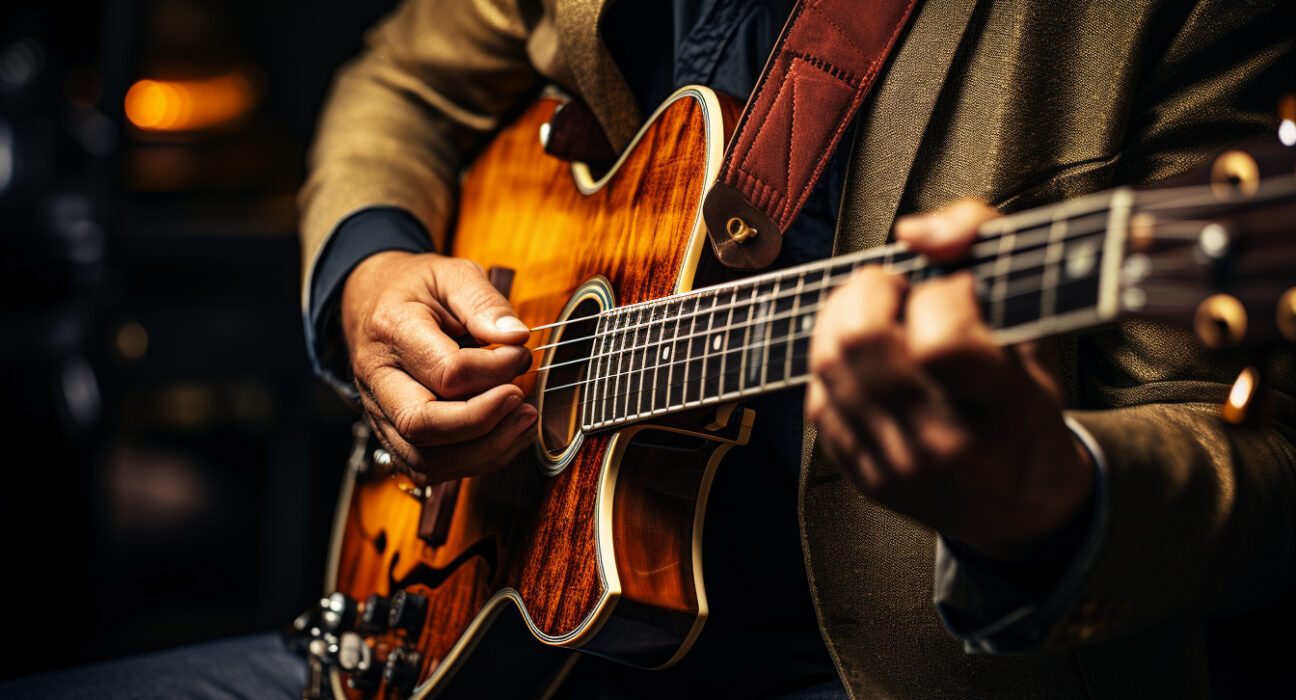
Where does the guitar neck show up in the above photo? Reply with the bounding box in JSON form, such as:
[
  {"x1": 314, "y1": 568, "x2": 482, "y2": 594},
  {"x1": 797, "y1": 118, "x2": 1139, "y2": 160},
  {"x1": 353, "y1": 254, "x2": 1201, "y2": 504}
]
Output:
[{"x1": 580, "y1": 188, "x2": 1134, "y2": 432}]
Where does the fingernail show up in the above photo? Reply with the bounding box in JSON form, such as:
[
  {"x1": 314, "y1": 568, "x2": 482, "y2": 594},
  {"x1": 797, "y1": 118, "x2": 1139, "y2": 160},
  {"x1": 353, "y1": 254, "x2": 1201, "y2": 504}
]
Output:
[
  {"x1": 894, "y1": 213, "x2": 936, "y2": 242},
  {"x1": 495, "y1": 316, "x2": 528, "y2": 333}
]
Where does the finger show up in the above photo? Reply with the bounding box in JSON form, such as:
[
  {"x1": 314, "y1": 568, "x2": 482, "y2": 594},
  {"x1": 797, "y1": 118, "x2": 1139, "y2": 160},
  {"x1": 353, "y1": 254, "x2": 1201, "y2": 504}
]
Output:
[
  {"x1": 810, "y1": 266, "x2": 908, "y2": 376},
  {"x1": 380, "y1": 403, "x2": 538, "y2": 482},
  {"x1": 811, "y1": 387, "x2": 885, "y2": 494},
  {"x1": 894, "y1": 199, "x2": 999, "y2": 263},
  {"x1": 813, "y1": 267, "x2": 926, "y2": 410},
  {"x1": 390, "y1": 302, "x2": 532, "y2": 399},
  {"x1": 364, "y1": 367, "x2": 526, "y2": 446},
  {"x1": 432, "y1": 258, "x2": 530, "y2": 346},
  {"x1": 905, "y1": 272, "x2": 1005, "y2": 403}
]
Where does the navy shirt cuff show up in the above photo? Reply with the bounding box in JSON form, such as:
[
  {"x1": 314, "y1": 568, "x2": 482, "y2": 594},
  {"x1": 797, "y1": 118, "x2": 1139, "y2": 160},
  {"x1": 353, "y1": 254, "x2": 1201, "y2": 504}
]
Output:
[
  {"x1": 933, "y1": 416, "x2": 1112, "y2": 652},
  {"x1": 303, "y1": 207, "x2": 435, "y2": 398}
]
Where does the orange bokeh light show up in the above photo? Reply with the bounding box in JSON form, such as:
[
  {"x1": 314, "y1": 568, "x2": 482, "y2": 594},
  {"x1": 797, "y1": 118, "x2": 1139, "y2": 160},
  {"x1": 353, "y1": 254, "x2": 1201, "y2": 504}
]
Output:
[{"x1": 124, "y1": 73, "x2": 256, "y2": 132}]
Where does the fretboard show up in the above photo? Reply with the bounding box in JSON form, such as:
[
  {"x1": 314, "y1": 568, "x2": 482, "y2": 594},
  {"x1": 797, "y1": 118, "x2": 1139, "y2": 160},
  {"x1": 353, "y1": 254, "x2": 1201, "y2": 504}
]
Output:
[{"x1": 579, "y1": 188, "x2": 1132, "y2": 432}]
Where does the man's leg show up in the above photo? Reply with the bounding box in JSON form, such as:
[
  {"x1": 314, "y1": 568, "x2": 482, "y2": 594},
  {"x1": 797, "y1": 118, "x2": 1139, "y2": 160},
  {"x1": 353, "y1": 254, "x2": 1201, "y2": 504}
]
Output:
[{"x1": 0, "y1": 633, "x2": 306, "y2": 699}]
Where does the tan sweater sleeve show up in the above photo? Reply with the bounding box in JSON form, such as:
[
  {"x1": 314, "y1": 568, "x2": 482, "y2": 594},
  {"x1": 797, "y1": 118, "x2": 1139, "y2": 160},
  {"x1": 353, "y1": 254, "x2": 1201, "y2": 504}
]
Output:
[{"x1": 298, "y1": 0, "x2": 548, "y2": 288}]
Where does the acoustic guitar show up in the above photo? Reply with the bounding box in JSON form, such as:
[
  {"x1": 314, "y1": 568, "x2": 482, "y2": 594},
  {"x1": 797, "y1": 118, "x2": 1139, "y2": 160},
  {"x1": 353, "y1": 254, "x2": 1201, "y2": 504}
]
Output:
[{"x1": 287, "y1": 85, "x2": 1296, "y2": 699}]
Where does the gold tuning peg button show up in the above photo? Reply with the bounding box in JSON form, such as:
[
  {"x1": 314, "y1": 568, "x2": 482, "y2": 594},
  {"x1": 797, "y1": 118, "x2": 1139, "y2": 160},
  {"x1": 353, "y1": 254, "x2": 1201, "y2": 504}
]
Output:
[
  {"x1": 1195, "y1": 294, "x2": 1248, "y2": 350},
  {"x1": 1222, "y1": 366, "x2": 1261, "y2": 425},
  {"x1": 1278, "y1": 287, "x2": 1296, "y2": 344},
  {"x1": 1279, "y1": 94, "x2": 1295, "y2": 147}
]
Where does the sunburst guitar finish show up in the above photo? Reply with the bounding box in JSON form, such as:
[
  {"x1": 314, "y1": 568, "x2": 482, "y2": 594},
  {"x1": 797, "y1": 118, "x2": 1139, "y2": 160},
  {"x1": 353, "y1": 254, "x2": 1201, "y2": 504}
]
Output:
[{"x1": 326, "y1": 87, "x2": 750, "y2": 699}]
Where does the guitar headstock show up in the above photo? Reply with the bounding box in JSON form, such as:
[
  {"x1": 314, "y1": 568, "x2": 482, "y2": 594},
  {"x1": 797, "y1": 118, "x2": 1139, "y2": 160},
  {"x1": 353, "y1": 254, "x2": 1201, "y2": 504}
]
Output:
[
  {"x1": 1113, "y1": 139, "x2": 1296, "y2": 422},
  {"x1": 1118, "y1": 141, "x2": 1296, "y2": 349}
]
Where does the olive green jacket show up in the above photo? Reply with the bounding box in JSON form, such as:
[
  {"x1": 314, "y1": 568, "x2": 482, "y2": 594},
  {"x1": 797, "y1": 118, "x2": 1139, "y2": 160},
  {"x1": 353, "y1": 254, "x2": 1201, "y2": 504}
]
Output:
[{"x1": 299, "y1": 0, "x2": 1296, "y2": 696}]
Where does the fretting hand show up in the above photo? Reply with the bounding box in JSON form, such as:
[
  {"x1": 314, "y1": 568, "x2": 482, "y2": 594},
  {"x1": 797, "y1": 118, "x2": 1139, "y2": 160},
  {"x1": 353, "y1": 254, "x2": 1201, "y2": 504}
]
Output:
[
  {"x1": 806, "y1": 200, "x2": 1094, "y2": 560},
  {"x1": 342, "y1": 251, "x2": 538, "y2": 484}
]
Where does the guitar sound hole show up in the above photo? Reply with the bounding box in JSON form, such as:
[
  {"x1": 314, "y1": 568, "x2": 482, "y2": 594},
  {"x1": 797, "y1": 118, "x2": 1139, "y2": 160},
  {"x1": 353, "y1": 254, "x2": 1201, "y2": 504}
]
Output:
[{"x1": 538, "y1": 297, "x2": 601, "y2": 460}]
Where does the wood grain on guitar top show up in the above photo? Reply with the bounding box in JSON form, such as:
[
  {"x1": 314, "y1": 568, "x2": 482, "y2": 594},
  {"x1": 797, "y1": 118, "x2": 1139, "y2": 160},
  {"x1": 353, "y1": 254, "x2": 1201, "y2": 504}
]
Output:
[{"x1": 331, "y1": 89, "x2": 735, "y2": 696}]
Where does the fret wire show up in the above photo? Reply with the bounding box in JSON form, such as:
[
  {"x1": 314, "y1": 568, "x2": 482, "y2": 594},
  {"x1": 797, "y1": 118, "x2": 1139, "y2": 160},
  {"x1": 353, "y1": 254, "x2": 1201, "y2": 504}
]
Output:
[
  {"x1": 681, "y1": 292, "x2": 698, "y2": 405},
  {"x1": 1041, "y1": 211, "x2": 1067, "y2": 319},
  {"x1": 719, "y1": 286, "x2": 737, "y2": 401},
  {"x1": 759, "y1": 279, "x2": 779, "y2": 389},
  {"x1": 627, "y1": 303, "x2": 642, "y2": 418},
  {"x1": 618, "y1": 304, "x2": 638, "y2": 420},
  {"x1": 786, "y1": 271, "x2": 805, "y2": 380},
  {"x1": 630, "y1": 303, "x2": 647, "y2": 418},
  {"x1": 588, "y1": 309, "x2": 606, "y2": 427},
  {"x1": 569, "y1": 279, "x2": 1107, "y2": 423},
  {"x1": 664, "y1": 298, "x2": 682, "y2": 409},
  {"x1": 719, "y1": 285, "x2": 738, "y2": 397},
  {"x1": 990, "y1": 225, "x2": 1014, "y2": 329},
  {"x1": 741, "y1": 283, "x2": 760, "y2": 392},
  {"x1": 531, "y1": 221, "x2": 1110, "y2": 356},
  {"x1": 639, "y1": 301, "x2": 658, "y2": 417},
  {"x1": 649, "y1": 299, "x2": 666, "y2": 415},
  {"x1": 607, "y1": 307, "x2": 623, "y2": 423},
  {"x1": 587, "y1": 310, "x2": 599, "y2": 427},
  {"x1": 604, "y1": 308, "x2": 623, "y2": 425},
  {"x1": 610, "y1": 308, "x2": 627, "y2": 422},
  {"x1": 695, "y1": 290, "x2": 718, "y2": 404}
]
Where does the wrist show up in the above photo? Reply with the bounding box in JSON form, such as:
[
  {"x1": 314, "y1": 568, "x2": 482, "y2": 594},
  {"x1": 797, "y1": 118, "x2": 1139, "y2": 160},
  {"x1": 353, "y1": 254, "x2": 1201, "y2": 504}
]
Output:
[
  {"x1": 340, "y1": 250, "x2": 421, "y2": 344},
  {"x1": 973, "y1": 427, "x2": 1096, "y2": 564}
]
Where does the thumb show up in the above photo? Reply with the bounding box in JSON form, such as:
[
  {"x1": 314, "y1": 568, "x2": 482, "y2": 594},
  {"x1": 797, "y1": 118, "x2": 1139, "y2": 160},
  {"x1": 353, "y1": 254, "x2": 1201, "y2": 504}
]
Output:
[{"x1": 435, "y1": 258, "x2": 530, "y2": 345}]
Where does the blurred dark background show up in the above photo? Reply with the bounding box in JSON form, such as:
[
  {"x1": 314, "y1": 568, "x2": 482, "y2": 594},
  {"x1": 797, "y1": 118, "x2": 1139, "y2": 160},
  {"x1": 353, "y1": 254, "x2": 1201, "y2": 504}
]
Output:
[{"x1": 0, "y1": 0, "x2": 400, "y2": 680}]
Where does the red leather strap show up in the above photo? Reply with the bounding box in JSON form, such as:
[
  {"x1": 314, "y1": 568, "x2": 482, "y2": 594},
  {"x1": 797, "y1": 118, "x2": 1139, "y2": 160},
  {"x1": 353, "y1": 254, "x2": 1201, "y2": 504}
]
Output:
[{"x1": 704, "y1": 0, "x2": 919, "y2": 269}]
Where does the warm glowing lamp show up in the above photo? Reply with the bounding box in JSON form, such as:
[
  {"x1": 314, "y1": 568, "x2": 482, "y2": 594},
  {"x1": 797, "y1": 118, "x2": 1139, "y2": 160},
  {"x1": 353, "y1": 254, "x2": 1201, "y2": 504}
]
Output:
[{"x1": 124, "y1": 72, "x2": 256, "y2": 132}]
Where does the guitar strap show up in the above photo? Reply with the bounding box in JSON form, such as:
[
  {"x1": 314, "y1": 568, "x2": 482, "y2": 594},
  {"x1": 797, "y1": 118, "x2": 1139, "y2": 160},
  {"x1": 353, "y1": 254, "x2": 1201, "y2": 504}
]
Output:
[{"x1": 703, "y1": 0, "x2": 920, "y2": 269}]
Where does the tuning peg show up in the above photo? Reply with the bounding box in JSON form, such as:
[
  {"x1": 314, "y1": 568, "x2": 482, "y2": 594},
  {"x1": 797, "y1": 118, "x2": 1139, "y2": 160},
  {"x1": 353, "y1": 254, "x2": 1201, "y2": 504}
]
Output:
[
  {"x1": 1279, "y1": 94, "x2": 1295, "y2": 147},
  {"x1": 1222, "y1": 366, "x2": 1261, "y2": 425},
  {"x1": 1278, "y1": 288, "x2": 1296, "y2": 344},
  {"x1": 1195, "y1": 294, "x2": 1248, "y2": 349}
]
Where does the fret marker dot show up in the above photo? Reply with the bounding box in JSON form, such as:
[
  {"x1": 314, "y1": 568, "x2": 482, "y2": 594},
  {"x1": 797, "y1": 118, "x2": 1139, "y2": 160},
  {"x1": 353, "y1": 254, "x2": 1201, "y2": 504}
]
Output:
[
  {"x1": 712, "y1": 335, "x2": 722, "y2": 351},
  {"x1": 800, "y1": 315, "x2": 813, "y2": 332},
  {"x1": 1066, "y1": 244, "x2": 1096, "y2": 279},
  {"x1": 661, "y1": 346, "x2": 671, "y2": 360}
]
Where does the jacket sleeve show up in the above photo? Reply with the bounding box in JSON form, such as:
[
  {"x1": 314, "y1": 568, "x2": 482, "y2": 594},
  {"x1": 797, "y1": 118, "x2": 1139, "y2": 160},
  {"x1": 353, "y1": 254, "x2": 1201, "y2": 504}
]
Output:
[
  {"x1": 936, "y1": 0, "x2": 1296, "y2": 649},
  {"x1": 297, "y1": 0, "x2": 549, "y2": 303}
]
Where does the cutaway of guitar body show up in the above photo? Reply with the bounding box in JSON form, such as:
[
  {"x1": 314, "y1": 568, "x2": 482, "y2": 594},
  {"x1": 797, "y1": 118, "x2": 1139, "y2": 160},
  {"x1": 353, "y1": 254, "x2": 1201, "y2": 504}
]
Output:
[{"x1": 326, "y1": 86, "x2": 750, "y2": 699}]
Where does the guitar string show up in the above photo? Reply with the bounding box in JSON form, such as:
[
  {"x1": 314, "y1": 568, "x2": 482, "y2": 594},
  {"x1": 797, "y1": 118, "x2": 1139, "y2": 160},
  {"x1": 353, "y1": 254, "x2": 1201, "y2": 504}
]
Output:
[
  {"x1": 556, "y1": 226, "x2": 1296, "y2": 419},
  {"x1": 528, "y1": 260, "x2": 1073, "y2": 380},
  {"x1": 527, "y1": 277, "x2": 1103, "y2": 419},
  {"x1": 530, "y1": 284, "x2": 1104, "y2": 425},
  {"x1": 537, "y1": 275, "x2": 1099, "y2": 405},
  {"x1": 523, "y1": 234, "x2": 1106, "y2": 377},
  {"x1": 523, "y1": 211, "x2": 1112, "y2": 345},
  {"x1": 527, "y1": 217, "x2": 1110, "y2": 352}
]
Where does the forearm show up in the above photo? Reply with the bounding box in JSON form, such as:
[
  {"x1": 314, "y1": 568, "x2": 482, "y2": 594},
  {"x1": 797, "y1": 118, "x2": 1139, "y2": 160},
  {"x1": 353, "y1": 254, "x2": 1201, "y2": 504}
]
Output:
[{"x1": 298, "y1": 0, "x2": 545, "y2": 303}]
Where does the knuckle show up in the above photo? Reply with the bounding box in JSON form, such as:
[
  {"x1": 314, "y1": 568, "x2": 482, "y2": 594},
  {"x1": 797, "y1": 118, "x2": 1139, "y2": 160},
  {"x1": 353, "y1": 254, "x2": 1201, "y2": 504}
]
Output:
[
  {"x1": 391, "y1": 405, "x2": 430, "y2": 443},
  {"x1": 455, "y1": 257, "x2": 485, "y2": 276},
  {"x1": 435, "y1": 358, "x2": 472, "y2": 396},
  {"x1": 913, "y1": 334, "x2": 987, "y2": 370},
  {"x1": 459, "y1": 282, "x2": 503, "y2": 314},
  {"x1": 840, "y1": 326, "x2": 903, "y2": 361},
  {"x1": 367, "y1": 301, "x2": 405, "y2": 342}
]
